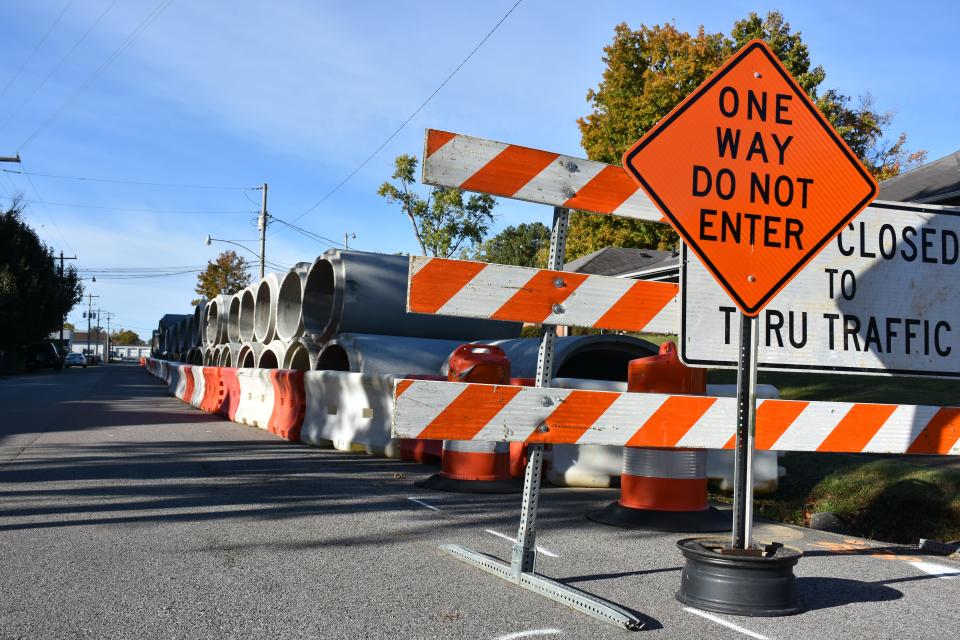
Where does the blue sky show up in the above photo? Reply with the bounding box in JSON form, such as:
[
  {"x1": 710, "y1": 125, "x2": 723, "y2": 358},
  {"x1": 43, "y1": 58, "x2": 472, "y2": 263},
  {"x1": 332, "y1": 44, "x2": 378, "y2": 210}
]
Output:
[{"x1": 2, "y1": 0, "x2": 957, "y2": 340}]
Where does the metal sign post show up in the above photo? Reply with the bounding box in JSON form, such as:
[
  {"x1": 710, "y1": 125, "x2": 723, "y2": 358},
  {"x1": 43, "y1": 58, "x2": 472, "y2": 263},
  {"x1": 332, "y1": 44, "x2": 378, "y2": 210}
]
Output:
[
  {"x1": 435, "y1": 207, "x2": 644, "y2": 630},
  {"x1": 731, "y1": 312, "x2": 759, "y2": 549}
]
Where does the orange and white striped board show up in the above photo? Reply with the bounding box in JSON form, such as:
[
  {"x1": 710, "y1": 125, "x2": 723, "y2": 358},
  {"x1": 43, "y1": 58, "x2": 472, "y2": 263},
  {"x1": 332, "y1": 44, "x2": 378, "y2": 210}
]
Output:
[
  {"x1": 423, "y1": 129, "x2": 663, "y2": 222},
  {"x1": 392, "y1": 379, "x2": 960, "y2": 456},
  {"x1": 407, "y1": 257, "x2": 678, "y2": 333}
]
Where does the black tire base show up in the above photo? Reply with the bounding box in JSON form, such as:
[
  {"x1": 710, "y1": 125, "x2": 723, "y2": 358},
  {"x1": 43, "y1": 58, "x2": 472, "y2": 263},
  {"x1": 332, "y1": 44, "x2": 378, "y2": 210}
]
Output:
[
  {"x1": 675, "y1": 537, "x2": 803, "y2": 617},
  {"x1": 414, "y1": 473, "x2": 523, "y2": 494},
  {"x1": 586, "y1": 501, "x2": 731, "y2": 533}
]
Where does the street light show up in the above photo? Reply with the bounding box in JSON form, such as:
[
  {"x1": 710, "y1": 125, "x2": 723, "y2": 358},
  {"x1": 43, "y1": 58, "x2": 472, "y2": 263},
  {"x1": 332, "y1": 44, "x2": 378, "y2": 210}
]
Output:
[{"x1": 204, "y1": 235, "x2": 261, "y2": 262}]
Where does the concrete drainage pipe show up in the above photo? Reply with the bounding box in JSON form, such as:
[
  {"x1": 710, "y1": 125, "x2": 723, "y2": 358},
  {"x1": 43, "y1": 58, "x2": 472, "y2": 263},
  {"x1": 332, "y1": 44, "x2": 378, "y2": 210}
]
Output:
[
  {"x1": 237, "y1": 342, "x2": 265, "y2": 369},
  {"x1": 238, "y1": 286, "x2": 257, "y2": 343},
  {"x1": 254, "y1": 273, "x2": 280, "y2": 344},
  {"x1": 255, "y1": 340, "x2": 289, "y2": 369},
  {"x1": 205, "y1": 294, "x2": 232, "y2": 346},
  {"x1": 301, "y1": 250, "x2": 520, "y2": 344},
  {"x1": 275, "y1": 268, "x2": 307, "y2": 342},
  {"x1": 282, "y1": 337, "x2": 321, "y2": 371}
]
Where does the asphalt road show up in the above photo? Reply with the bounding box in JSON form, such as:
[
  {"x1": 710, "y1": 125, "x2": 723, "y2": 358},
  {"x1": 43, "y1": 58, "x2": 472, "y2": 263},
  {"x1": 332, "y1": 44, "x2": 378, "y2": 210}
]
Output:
[{"x1": 1, "y1": 363, "x2": 958, "y2": 639}]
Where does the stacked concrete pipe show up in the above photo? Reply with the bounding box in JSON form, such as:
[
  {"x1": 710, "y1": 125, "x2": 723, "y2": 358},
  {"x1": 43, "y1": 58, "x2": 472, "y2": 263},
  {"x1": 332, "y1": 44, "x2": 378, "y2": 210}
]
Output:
[
  {"x1": 237, "y1": 342, "x2": 265, "y2": 368},
  {"x1": 238, "y1": 286, "x2": 257, "y2": 343},
  {"x1": 254, "y1": 273, "x2": 280, "y2": 344},
  {"x1": 205, "y1": 294, "x2": 232, "y2": 347},
  {"x1": 219, "y1": 342, "x2": 242, "y2": 367},
  {"x1": 275, "y1": 265, "x2": 309, "y2": 342},
  {"x1": 317, "y1": 333, "x2": 659, "y2": 380},
  {"x1": 192, "y1": 300, "x2": 207, "y2": 348},
  {"x1": 255, "y1": 340, "x2": 289, "y2": 369},
  {"x1": 282, "y1": 337, "x2": 321, "y2": 371},
  {"x1": 226, "y1": 294, "x2": 242, "y2": 343},
  {"x1": 301, "y1": 250, "x2": 520, "y2": 344}
]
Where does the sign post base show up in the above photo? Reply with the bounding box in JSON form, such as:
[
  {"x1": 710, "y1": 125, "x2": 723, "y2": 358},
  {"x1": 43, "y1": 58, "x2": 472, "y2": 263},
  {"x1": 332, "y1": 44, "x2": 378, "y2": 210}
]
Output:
[{"x1": 441, "y1": 544, "x2": 645, "y2": 630}]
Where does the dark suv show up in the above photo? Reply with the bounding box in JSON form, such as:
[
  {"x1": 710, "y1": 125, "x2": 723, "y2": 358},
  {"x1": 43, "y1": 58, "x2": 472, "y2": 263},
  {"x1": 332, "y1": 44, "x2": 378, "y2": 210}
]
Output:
[{"x1": 24, "y1": 343, "x2": 63, "y2": 372}]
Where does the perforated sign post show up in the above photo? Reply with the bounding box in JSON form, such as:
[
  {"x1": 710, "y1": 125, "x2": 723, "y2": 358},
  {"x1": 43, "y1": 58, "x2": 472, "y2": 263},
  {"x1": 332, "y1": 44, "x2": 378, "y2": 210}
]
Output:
[{"x1": 622, "y1": 40, "x2": 878, "y2": 550}]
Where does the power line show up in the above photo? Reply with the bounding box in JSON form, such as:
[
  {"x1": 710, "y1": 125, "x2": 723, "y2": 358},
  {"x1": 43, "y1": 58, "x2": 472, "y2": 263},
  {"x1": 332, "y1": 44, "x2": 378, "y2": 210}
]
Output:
[
  {"x1": 269, "y1": 215, "x2": 345, "y2": 250},
  {"x1": 19, "y1": 0, "x2": 175, "y2": 151},
  {"x1": 0, "y1": 194, "x2": 251, "y2": 215},
  {"x1": 278, "y1": 0, "x2": 524, "y2": 229},
  {"x1": 0, "y1": 0, "x2": 75, "y2": 101},
  {"x1": 15, "y1": 159, "x2": 77, "y2": 254},
  {"x1": 0, "y1": 0, "x2": 118, "y2": 134},
  {"x1": 0, "y1": 167, "x2": 256, "y2": 190}
]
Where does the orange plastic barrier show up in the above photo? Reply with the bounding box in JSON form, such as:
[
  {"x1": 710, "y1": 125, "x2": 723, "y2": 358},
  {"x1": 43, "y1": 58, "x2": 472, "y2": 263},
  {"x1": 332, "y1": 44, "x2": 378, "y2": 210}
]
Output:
[
  {"x1": 218, "y1": 367, "x2": 241, "y2": 421},
  {"x1": 199, "y1": 367, "x2": 222, "y2": 413},
  {"x1": 268, "y1": 370, "x2": 306, "y2": 441},
  {"x1": 182, "y1": 365, "x2": 195, "y2": 404}
]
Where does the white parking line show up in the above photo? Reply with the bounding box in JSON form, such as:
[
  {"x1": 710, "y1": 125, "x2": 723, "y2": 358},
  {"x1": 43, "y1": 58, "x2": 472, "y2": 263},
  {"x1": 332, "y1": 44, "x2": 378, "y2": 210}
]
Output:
[
  {"x1": 684, "y1": 607, "x2": 770, "y2": 640},
  {"x1": 484, "y1": 529, "x2": 559, "y2": 558},
  {"x1": 493, "y1": 629, "x2": 562, "y2": 640},
  {"x1": 407, "y1": 497, "x2": 440, "y2": 511},
  {"x1": 909, "y1": 561, "x2": 960, "y2": 579}
]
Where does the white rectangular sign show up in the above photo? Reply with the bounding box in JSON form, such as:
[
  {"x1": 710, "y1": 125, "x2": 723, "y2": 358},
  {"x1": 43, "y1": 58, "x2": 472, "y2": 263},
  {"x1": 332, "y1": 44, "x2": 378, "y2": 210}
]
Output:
[{"x1": 681, "y1": 200, "x2": 960, "y2": 378}]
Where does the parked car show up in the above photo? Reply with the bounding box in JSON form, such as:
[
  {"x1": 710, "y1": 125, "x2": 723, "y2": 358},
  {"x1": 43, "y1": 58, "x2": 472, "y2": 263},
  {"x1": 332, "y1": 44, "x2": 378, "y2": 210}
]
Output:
[
  {"x1": 64, "y1": 353, "x2": 88, "y2": 368},
  {"x1": 24, "y1": 343, "x2": 63, "y2": 372}
]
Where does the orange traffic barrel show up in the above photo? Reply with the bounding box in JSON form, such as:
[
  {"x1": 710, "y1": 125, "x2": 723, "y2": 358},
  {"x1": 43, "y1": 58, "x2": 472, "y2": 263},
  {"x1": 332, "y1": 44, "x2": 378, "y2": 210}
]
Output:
[
  {"x1": 587, "y1": 341, "x2": 729, "y2": 532},
  {"x1": 416, "y1": 344, "x2": 521, "y2": 493}
]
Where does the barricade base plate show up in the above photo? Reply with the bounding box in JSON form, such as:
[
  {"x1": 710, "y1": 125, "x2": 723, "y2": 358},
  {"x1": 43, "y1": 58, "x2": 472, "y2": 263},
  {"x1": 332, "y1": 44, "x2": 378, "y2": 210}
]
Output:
[
  {"x1": 415, "y1": 474, "x2": 523, "y2": 494},
  {"x1": 440, "y1": 544, "x2": 645, "y2": 631},
  {"x1": 586, "y1": 502, "x2": 730, "y2": 533}
]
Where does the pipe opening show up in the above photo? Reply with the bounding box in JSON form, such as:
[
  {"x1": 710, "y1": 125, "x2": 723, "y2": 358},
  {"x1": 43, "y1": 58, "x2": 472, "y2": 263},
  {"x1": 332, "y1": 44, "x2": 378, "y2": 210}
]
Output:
[
  {"x1": 316, "y1": 344, "x2": 350, "y2": 371},
  {"x1": 284, "y1": 343, "x2": 312, "y2": 371},
  {"x1": 254, "y1": 279, "x2": 273, "y2": 341},
  {"x1": 239, "y1": 289, "x2": 256, "y2": 342},
  {"x1": 227, "y1": 296, "x2": 242, "y2": 343},
  {"x1": 276, "y1": 271, "x2": 303, "y2": 340},
  {"x1": 206, "y1": 302, "x2": 220, "y2": 345},
  {"x1": 302, "y1": 259, "x2": 335, "y2": 340},
  {"x1": 556, "y1": 347, "x2": 651, "y2": 382},
  {"x1": 258, "y1": 349, "x2": 279, "y2": 369},
  {"x1": 240, "y1": 349, "x2": 256, "y2": 368}
]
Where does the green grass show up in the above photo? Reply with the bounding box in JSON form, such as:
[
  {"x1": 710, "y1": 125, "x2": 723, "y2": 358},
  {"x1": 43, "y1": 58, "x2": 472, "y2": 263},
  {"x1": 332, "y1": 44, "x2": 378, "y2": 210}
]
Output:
[
  {"x1": 707, "y1": 369, "x2": 960, "y2": 406},
  {"x1": 711, "y1": 453, "x2": 960, "y2": 544}
]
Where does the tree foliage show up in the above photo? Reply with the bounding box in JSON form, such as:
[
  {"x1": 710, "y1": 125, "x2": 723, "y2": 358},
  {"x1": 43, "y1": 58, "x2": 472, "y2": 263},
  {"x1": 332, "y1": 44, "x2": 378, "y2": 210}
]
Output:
[
  {"x1": 572, "y1": 11, "x2": 926, "y2": 258},
  {"x1": 379, "y1": 154, "x2": 496, "y2": 257},
  {"x1": 475, "y1": 222, "x2": 551, "y2": 267},
  {"x1": 111, "y1": 329, "x2": 141, "y2": 345},
  {"x1": 0, "y1": 200, "x2": 83, "y2": 351},
  {"x1": 193, "y1": 250, "x2": 251, "y2": 304}
]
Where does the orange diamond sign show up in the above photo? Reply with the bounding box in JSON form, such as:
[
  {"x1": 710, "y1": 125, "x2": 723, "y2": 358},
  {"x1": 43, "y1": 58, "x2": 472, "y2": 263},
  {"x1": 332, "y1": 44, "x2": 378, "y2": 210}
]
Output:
[{"x1": 623, "y1": 40, "x2": 878, "y2": 316}]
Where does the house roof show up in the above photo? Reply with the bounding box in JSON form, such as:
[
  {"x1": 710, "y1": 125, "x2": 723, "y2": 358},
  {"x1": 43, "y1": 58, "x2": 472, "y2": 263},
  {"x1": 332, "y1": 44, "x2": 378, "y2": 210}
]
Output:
[
  {"x1": 565, "y1": 247, "x2": 678, "y2": 277},
  {"x1": 878, "y1": 150, "x2": 960, "y2": 205}
]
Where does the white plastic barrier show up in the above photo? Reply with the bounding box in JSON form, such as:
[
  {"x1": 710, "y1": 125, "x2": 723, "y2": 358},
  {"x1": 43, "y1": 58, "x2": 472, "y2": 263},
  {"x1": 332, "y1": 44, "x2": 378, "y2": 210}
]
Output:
[
  {"x1": 234, "y1": 368, "x2": 275, "y2": 429},
  {"x1": 300, "y1": 371, "x2": 400, "y2": 458},
  {"x1": 546, "y1": 379, "x2": 782, "y2": 493},
  {"x1": 168, "y1": 364, "x2": 185, "y2": 399},
  {"x1": 190, "y1": 366, "x2": 205, "y2": 408}
]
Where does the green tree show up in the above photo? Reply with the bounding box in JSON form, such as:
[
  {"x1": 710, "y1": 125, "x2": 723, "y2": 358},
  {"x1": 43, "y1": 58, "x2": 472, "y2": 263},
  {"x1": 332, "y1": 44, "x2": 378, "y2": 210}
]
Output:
[
  {"x1": 475, "y1": 222, "x2": 551, "y2": 267},
  {"x1": 63, "y1": 321, "x2": 75, "y2": 331},
  {"x1": 572, "y1": 11, "x2": 925, "y2": 258},
  {"x1": 379, "y1": 154, "x2": 496, "y2": 257},
  {"x1": 193, "y1": 250, "x2": 251, "y2": 304},
  {"x1": 0, "y1": 199, "x2": 83, "y2": 351},
  {"x1": 111, "y1": 329, "x2": 141, "y2": 345}
]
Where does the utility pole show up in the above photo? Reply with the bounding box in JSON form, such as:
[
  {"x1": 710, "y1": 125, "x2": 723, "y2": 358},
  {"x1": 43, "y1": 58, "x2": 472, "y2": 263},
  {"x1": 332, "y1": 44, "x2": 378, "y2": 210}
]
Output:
[
  {"x1": 104, "y1": 312, "x2": 115, "y2": 364},
  {"x1": 95, "y1": 306, "x2": 102, "y2": 360},
  {"x1": 57, "y1": 250, "x2": 77, "y2": 351},
  {"x1": 258, "y1": 183, "x2": 268, "y2": 278},
  {"x1": 344, "y1": 232, "x2": 355, "y2": 250},
  {"x1": 85, "y1": 293, "x2": 99, "y2": 357}
]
